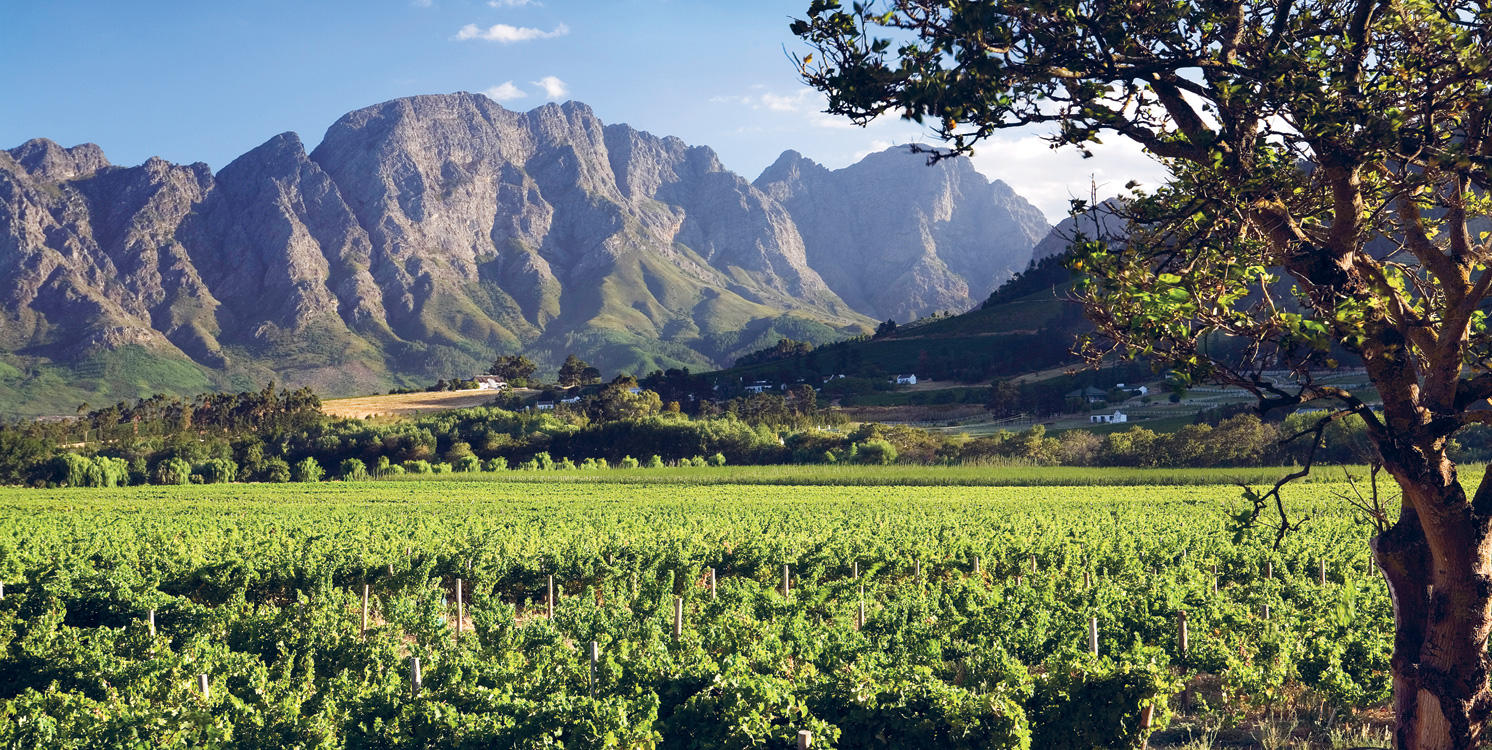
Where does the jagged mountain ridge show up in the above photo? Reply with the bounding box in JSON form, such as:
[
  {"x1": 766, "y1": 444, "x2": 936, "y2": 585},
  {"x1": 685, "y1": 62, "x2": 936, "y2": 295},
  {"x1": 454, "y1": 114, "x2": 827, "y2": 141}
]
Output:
[
  {"x1": 0, "y1": 93, "x2": 1050, "y2": 415},
  {"x1": 755, "y1": 148, "x2": 1050, "y2": 321}
]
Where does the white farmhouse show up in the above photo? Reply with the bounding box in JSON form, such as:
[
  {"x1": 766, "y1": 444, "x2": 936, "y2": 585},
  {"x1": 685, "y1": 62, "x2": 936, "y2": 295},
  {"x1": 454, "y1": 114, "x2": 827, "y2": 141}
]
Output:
[
  {"x1": 895, "y1": 374, "x2": 918, "y2": 385},
  {"x1": 744, "y1": 381, "x2": 773, "y2": 394},
  {"x1": 1090, "y1": 411, "x2": 1128, "y2": 424},
  {"x1": 475, "y1": 375, "x2": 508, "y2": 390}
]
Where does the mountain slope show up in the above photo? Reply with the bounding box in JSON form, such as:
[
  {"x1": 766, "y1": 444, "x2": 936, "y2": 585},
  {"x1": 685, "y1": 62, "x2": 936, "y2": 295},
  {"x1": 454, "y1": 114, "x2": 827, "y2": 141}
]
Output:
[{"x1": 755, "y1": 148, "x2": 1050, "y2": 321}]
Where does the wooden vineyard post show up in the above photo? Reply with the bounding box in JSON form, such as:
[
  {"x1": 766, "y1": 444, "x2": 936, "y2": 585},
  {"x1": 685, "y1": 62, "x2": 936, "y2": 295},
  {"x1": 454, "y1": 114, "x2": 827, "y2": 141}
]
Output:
[
  {"x1": 1030, "y1": 555, "x2": 1037, "y2": 573},
  {"x1": 973, "y1": 555, "x2": 981, "y2": 577},
  {"x1": 0, "y1": 581, "x2": 4, "y2": 600},
  {"x1": 709, "y1": 568, "x2": 717, "y2": 600},
  {"x1": 1179, "y1": 609, "x2": 1192, "y2": 713},
  {"x1": 410, "y1": 657, "x2": 422, "y2": 698},
  {"x1": 1139, "y1": 705, "x2": 1154, "y2": 749},
  {"x1": 1015, "y1": 575, "x2": 1023, "y2": 588},
  {"x1": 857, "y1": 599, "x2": 865, "y2": 631},
  {"x1": 147, "y1": 609, "x2": 156, "y2": 638},
  {"x1": 798, "y1": 729, "x2": 813, "y2": 749},
  {"x1": 1085, "y1": 570, "x2": 1092, "y2": 588},
  {"x1": 589, "y1": 641, "x2": 599, "y2": 696},
  {"x1": 1265, "y1": 561, "x2": 1272, "y2": 580},
  {"x1": 1262, "y1": 603, "x2": 1270, "y2": 620},
  {"x1": 1369, "y1": 555, "x2": 1376, "y2": 575},
  {"x1": 1089, "y1": 617, "x2": 1099, "y2": 655},
  {"x1": 1319, "y1": 559, "x2": 1327, "y2": 586},
  {"x1": 199, "y1": 674, "x2": 210, "y2": 700},
  {"x1": 852, "y1": 560, "x2": 858, "y2": 580},
  {"x1": 456, "y1": 579, "x2": 464, "y2": 641},
  {"x1": 361, "y1": 584, "x2": 370, "y2": 637},
  {"x1": 674, "y1": 597, "x2": 683, "y2": 642},
  {"x1": 388, "y1": 562, "x2": 395, "y2": 577},
  {"x1": 782, "y1": 565, "x2": 791, "y2": 599},
  {"x1": 547, "y1": 575, "x2": 555, "y2": 619}
]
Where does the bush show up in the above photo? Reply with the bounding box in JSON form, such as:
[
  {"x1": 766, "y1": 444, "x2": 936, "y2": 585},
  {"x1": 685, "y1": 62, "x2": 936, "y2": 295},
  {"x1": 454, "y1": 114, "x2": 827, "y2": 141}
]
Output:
[
  {"x1": 483, "y1": 457, "x2": 508, "y2": 471},
  {"x1": 199, "y1": 458, "x2": 238, "y2": 484},
  {"x1": 534, "y1": 452, "x2": 554, "y2": 470},
  {"x1": 403, "y1": 460, "x2": 432, "y2": 474},
  {"x1": 645, "y1": 454, "x2": 664, "y2": 469},
  {"x1": 854, "y1": 439, "x2": 899, "y2": 465},
  {"x1": 454, "y1": 455, "x2": 483, "y2": 472},
  {"x1": 620, "y1": 456, "x2": 640, "y2": 469},
  {"x1": 374, "y1": 455, "x2": 392, "y2": 477},
  {"x1": 708, "y1": 452, "x2": 727, "y2": 467},
  {"x1": 152, "y1": 457, "x2": 193, "y2": 486},
  {"x1": 432, "y1": 462, "x2": 452, "y2": 474},
  {"x1": 386, "y1": 464, "x2": 406, "y2": 476},
  {"x1": 580, "y1": 458, "x2": 600, "y2": 470},
  {"x1": 260, "y1": 457, "x2": 291, "y2": 483},
  {"x1": 340, "y1": 458, "x2": 368, "y2": 481},
  {"x1": 690, "y1": 456, "x2": 707, "y2": 467},
  {"x1": 518, "y1": 459, "x2": 539, "y2": 470},
  {"x1": 292, "y1": 457, "x2": 324, "y2": 483},
  {"x1": 555, "y1": 457, "x2": 576, "y2": 470}
]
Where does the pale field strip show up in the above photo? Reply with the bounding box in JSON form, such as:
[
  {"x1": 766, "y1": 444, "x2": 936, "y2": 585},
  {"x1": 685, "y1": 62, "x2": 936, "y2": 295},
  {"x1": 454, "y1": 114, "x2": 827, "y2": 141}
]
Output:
[{"x1": 321, "y1": 389, "x2": 527, "y2": 418}]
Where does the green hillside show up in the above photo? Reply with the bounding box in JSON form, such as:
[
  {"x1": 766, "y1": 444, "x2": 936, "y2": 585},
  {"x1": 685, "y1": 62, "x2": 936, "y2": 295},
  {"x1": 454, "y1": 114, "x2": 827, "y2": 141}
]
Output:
[{"x1": 712, "y1": 281, "x2": 1084, "y2": 386}]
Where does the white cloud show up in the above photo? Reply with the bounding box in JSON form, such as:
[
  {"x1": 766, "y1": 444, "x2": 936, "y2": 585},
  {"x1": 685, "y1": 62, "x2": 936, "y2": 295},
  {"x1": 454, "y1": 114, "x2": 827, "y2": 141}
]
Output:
[
  {"x1": 454, "y1": 22, "x2": 569, "y2": 43},
  {"x1": 488, "y1": 0, "x2": 540, "y2": 5},
  {"x1": 411, "y1": 0, "x2": 432, "y2": 6},
  {"x1": 965, "y1": 134, "x2": 1165, "y2": 220},
  {"x1": 483, "y1": 82, "x2": 527, "y2": 101},
  {"x1": 532, "y1": 75, "x2": 568, "y2": 99}
]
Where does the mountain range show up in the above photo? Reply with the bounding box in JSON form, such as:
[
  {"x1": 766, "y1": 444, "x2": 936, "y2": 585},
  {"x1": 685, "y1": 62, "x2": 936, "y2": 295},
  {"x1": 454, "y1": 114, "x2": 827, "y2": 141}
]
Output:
[{"x1": 0, "y1": 93, "x2": 1054, "y2": 415}]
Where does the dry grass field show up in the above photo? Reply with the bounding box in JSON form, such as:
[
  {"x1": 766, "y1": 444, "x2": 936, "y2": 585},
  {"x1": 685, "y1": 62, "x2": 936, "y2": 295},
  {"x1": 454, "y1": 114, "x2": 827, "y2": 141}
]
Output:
[{"x1": 321, "y1": 389, "x2": 513, "y2": 418}]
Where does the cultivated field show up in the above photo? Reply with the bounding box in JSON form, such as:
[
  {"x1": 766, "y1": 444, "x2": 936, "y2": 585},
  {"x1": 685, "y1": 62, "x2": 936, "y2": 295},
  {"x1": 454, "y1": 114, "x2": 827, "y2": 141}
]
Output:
[
  {"x1": 321, "y1": 388, "x2": 525, "y2": 418},
  {"x1": 0, "y1": 471, "x2": 1394, "y2": 748}
]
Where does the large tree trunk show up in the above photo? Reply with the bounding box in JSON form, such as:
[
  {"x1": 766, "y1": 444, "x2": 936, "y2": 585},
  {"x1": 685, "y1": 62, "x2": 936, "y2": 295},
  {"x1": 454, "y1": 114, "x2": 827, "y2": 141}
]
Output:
[{"x1": 1372, "y1": 475, "x2": 1492, "y2": 750}]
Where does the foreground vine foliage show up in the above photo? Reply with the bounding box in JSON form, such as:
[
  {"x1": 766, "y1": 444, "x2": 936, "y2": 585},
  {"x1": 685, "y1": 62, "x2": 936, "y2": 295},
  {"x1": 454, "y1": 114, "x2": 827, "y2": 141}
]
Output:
[{"x1": 0, "y1": 480, "x2": 1389, "y2": 748}]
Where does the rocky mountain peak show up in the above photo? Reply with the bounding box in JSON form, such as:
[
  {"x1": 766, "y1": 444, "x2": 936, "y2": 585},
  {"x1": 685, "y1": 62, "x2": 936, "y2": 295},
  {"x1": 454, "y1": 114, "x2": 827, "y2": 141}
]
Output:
[{"x1": 6, "y1": 138, "x2": 111, "y2": 181}]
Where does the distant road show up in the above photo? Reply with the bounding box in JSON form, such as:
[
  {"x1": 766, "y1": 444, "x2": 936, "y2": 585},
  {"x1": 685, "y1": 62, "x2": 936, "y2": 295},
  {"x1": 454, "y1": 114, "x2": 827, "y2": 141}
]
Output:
[{"x1": 322, "y1": 390, "x2": 515, "y2": 418}]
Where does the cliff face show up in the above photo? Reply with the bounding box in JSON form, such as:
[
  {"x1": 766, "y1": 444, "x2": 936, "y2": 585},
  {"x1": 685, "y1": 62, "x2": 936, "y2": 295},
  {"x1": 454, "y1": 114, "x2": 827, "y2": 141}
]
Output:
[
  {"x1": 755, "y1": 147, "x2": 1050, "y2": 321},
  {"x1": 0, "y1": 94, "x2": 1055, "y2": 413}
]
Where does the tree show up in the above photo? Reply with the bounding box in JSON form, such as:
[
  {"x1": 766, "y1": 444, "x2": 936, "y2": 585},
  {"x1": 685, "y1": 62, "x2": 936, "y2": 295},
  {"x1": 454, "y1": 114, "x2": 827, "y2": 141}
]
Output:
[
  {"x1": 292, "y1": 457, "x2": 324, "y2": 483},
  {"x1": 872, "y1": 319, "x2": 896, "y2": 339},
  {"x1": 487, "y1": 355, "x2": 538, "y2": 386},
  {"x1": 558, "y1": 355, "x2": 598, "y2": 388},
  {"x1": 796, "y1": 1, "x2": 1492, "y2": 745}
]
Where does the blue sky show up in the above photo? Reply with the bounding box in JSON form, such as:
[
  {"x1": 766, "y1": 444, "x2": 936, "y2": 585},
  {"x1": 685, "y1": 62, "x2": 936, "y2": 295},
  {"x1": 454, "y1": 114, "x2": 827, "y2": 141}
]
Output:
[{"x1": 0, "y1": 0, "x2": 1162, "y2": 218}]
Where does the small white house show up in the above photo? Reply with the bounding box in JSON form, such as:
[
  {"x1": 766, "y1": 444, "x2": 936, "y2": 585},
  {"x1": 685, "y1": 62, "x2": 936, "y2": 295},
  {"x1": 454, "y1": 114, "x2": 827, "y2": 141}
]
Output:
[
  {"x1": 1090, "y1": 411, "x2": 1128, "y2": 424},
  {"x1": 895, "y1": 374, "x2": 918, "y2": 385},
  {"x1": 744, "y1": 381, "x2": 773, "y2": 394},
  {"x1": 475, "y1": 375, "x2": 508, "y2": 390},
  {"x1": 561, "y1": 396, "x2": 581, "y2": 404},
  {"x1": 536, "y1": 400, "x2": 555, "y2": 411}
]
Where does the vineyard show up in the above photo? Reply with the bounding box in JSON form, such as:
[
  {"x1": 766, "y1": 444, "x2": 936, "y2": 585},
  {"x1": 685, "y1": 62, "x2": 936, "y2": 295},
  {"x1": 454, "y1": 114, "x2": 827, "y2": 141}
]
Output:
[{"x1": 0, "y1": 477, "x2": 1394, "y2": 748}]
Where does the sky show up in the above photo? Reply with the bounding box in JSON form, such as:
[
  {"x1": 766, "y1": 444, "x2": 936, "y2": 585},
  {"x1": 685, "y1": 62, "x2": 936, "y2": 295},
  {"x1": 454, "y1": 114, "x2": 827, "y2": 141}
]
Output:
[{"x1": 0, "y1": 0, "x2": 1166, "y2": 220}]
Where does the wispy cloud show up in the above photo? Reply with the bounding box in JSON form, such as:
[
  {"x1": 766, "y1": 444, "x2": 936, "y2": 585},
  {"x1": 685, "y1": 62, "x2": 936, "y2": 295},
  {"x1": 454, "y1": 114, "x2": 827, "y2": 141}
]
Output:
[
  {"x1": 411, "y1": 0, "x2": 433, "y2": 6},
  {"x1": 532, "y1": 76, "x2": 568, "y2": 99},
  {"x1": 483, "y1": 82, "x2": 527, "y2": 101},
  {"x1": 488, "y1": 0, "x2": 540, "y2": 5},
  {"x1": 454, "y1": 22, "x2": 569, "y2": 42}
]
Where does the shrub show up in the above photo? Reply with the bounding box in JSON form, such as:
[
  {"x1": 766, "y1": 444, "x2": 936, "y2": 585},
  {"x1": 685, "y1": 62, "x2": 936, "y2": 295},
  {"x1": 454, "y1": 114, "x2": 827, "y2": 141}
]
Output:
[
  {"x1": 580, "y1": 458, "x2": 600, "y2": 470},
  {"x1": 455, "y1": 455, "x2": 482, "y2": 472},
  {"x1": 292, "y1": 457, "x2": 324, "y2": 483},
  {"x1": 340, "y1": 458, "x2": 368, "y2": 481},
  {"x1": 534, "y1": 452, "x2": 554, "y2": 470},
  {"x1": 708, "y1": 452, "x2": 727, "y2": 467},
  {"x1": 261, "y1": 457, "x2": 291, "y2": 483},
  {"x1": 373, "y1": 456, "x2": 392, "y2": 477},
  {"x1": 645, "y1": 455, "x2": 664, "y2": 469},
  {"x1": 690, "y1": 456, "x2": 707, "y2": 467},
  {"x1": 432, "y1": 462, "x2": 452, "y2": 474},
  {"x1": 483, "y1": 457, "x2": 508, "y2": 471},
  {"x1": 199, "y1": 458, "x2": 238, "y2": 484},
  {"x1": 402, "y1": 460, "x2": 432, "y2": 474},
  {"x1": 620, "y1": 456, "x2": 640, "y2": 469},
  {"x1": 555, "y1": 457, "x2": 576, "y2": 470},
  {"x1": 386, "y1": 464, "x2": 406, "y2": 476},
  {"x1": 854, "y1": 439, "x2": 898, "y2": 465},
  {"x1": 152, "y1": 457, "x2": 193, "y2": 486},
  {"x1": 518, "y1": 459, "x2": 539, "y2": 471}
]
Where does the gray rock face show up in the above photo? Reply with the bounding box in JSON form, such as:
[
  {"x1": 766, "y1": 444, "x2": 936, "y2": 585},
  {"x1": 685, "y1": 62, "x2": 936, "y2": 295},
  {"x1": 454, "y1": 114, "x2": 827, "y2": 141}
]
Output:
[
  {"x1": 755, "y1": 147, "x2": 1050, "y2": 321},
  {"x1": 0, "y1": 95, "x2": 1055, "y2": 401},
  {"x1": 1031, "y1": 199, "x2": 1129, "y2": 261}
]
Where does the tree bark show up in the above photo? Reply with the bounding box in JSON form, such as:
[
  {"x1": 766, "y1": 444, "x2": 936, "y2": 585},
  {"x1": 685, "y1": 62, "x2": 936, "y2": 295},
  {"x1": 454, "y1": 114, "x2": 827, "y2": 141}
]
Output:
[{"x1": 1374, "y1": 473, "x2": 1492, "y2": 750}]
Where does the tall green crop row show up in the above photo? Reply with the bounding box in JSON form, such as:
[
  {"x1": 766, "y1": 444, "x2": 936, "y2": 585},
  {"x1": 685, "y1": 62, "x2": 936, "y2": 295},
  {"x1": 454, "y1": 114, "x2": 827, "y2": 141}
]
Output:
[{"x1": 0, "y1": 481, "x2": 1390, "y2": 748}]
